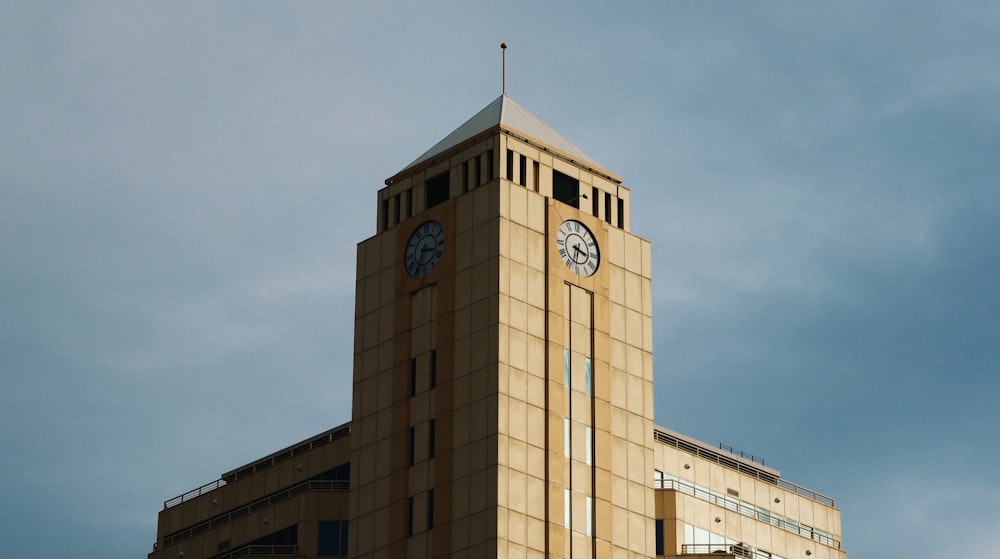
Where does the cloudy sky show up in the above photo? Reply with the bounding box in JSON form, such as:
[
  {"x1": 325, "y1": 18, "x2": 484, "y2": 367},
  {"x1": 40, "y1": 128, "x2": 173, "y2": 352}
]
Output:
[{"x1": 2, "y1": 2, "x2": 998, "y2": 557}]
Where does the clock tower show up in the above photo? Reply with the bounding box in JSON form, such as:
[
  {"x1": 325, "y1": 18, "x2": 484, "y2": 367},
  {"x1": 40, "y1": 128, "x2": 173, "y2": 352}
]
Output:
[{"x1": 349, "y1": 94, "x2": 655, "y2": 558}]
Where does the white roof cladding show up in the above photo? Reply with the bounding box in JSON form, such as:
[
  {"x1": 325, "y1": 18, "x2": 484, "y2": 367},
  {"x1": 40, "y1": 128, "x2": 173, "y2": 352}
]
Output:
[{"x1": 397, "y1": 95, "x2": 601, "y2": 176}]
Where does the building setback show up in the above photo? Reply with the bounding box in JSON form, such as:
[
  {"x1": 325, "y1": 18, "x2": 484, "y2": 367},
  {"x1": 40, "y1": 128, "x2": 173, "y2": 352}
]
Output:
[{"x1": 149, "y1": 94, "x2": 846, "y2": 559}]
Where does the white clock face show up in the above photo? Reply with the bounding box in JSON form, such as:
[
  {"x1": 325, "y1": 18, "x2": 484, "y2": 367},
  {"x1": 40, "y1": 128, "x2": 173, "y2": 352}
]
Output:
[
  {"x1": 556, "y1": 220, "x2": 599, "y2": 277},
  {"x1": 405, "y1": 221, "x2": 445, "y2": 278}
]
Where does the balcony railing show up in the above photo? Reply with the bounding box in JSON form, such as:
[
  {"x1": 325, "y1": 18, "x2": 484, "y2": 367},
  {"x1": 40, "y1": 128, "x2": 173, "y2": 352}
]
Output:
[
  {"x1": 659, "y1": 477, "x2": 841, "y2": 550},
  {"x1": 654, "y1": 428, "x2": 835, "y2": 508},
  {"x1": 681, "y1": 543, "x2": 757, "y2": 557},
  {"x1": 160, "y1": 480, "x2": 348, "y2": 548},
  {"x1": 163, "y1": 422, "x2": 351, "y2": 510},
  {"x1": 215, "y1": 544, "x2": 299, "y2": 558}
]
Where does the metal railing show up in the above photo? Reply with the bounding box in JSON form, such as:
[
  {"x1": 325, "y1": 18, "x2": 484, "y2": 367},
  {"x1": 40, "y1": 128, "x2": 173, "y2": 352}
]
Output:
[
  {"x1": 654, "y1": 428, "x2": 835, "y2": 508},
  {"x1": 161, "y1": 480, "x2": 348, "y2": 548},
  {"x1": 776, "y1": 478, "x2": 835, "y2": 507},
  {"x1": 163, "y1": 423, "x2": 351, "y2": 510},
  {"x1": 164, "y1": 479, "x2": 228, "y2": 510},
  {"x1": 659, "y1": 477, "x2": 841, "y2": 550},
  {"x1": 681, "y1": 544, "x2": 757, "y2": 557},
  {"x1": 214, "y1": 544, "x2": 299, "y2": 558},
  {"x1": 719, "y1": 443, "x2": 765, "y2": 466}
]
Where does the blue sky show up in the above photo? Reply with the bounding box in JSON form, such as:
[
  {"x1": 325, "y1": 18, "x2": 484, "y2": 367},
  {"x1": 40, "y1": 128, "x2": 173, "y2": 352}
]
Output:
[{"x1": 2, "y1": 2, "x2": 998, "y2": 557}]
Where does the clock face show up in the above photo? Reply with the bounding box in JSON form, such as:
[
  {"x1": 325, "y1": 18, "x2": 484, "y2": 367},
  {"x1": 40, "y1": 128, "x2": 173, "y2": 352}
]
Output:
[
  {"x1": 556, "y1": 220, "x2": 599, "y2": 277},
  {"x1": 405, "y1": 220, "x2": 445, "y2": 278}
]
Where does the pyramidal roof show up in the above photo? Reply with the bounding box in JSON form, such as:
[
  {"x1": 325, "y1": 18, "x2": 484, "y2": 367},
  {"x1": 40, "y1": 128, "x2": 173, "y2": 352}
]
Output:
[{"x1": 397, "y1": 95, "x2": 600, "y2": 176}]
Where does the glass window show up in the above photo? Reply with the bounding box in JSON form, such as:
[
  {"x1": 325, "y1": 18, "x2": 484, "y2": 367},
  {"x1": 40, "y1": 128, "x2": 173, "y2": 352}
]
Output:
[
  {"x1": 586, "y1": 496, "x2": 593, "y2": 537},
  {"x1": 410, "y1": 358, "x2": 417, "y2": 396},
  {"x1": 585, "y1": 358, "x2": 592, "y2": 396},
  {"x1": 409, "y1": 427, "x2": 415, "y2": 465},
  {"x1": 655, "y1": 519, "x2": 664, "y2": 555},
  {"x1": 564, "y1": 349, "x2": 571, "y2": 386},
  {"x1": 318, "y1": 520, "x2": 348, "y2": 556},
  {"x1": 429, "y1": 419, "x2": 436, "y2": 458},
  {"x1": 564, "y1": 489, "x2": 571, "y2": 528},
  {"x1": 426, "y1": 172, "x2": 449, "y2": 209},
  {"x1": 553, "y1": 170, "x2": 581, "y2": 208},
  {"x1": 430, "y1": 349, "x2": 437, "y2": 388},
  {"x1": 564, "y1": 418, "x2": 571, "y2": 457},
  {"x1": 427, "y1": 489, "x2": 435, "y2": 530},
  {"x1": 585, "y1": 426, "x2": 592, "y2": 466}
]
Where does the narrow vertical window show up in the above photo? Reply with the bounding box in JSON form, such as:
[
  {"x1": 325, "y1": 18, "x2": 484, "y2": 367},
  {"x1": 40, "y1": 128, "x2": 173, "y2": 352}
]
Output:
[
  {"x1": 585, "y1": 358, "x2": 592, "y2": 396},
  {"x1": 564, "y1": 349, "x2": 571, "y2": 386},
  {"x1": 430, "y1": 349, "x2": 437, "y2": 388},
  {"x1": 410, "y1": 358, "x2": 417, "y2": 396},
  {"x1": 409, "y1": 427, "x2": 416, "y2": 465},
  {"x1": 519, "y1": 155, "x2": 527, "y2": 186},
  {"x1": 474, "y1": 154, "x2": 482, "y2": 187},
  {"x1": 406, "y1": 189, "x2": 413, "y2": 218},
  {"x1": 506, "y1": 149, "x2": 514, "y2": 181},
  {"x1": 585, "y1": 426, "x2": 592, "y2": 466},
  {"x1": 592, "y1": 187, "x2": 599, "y2": 216},
  {"x1": 381, "y1": 199, "x2": 389, "y2": 231},
  {"x1": 393, "y1": 194, "x2": 400, "y2": 225},
  {"x1": 656, "y1": 519, "x2": 664, "y2": 555},
  {"x1": 604, "y1": 192, "x2": 612, "y2": 223},
  {"x1": 427, "y1": 489, "x2": 435, "y2": 530},
  {"x1": 586, "y1": 496, "x2": 593, "y2": 537},
  {"x1": 564, "y1": 489, "x2": 571, "y2": 529},
  {"x1": 486, "y1": 149, "x2": 494, "y2": 180},
  {"x1": 425, "y1": 172, "x2": 450, "y2": 209},
  {"x1": 462, "y1": 160, "x2": 470, "y2": 193},
  {"x1": 533, "y1": 161, "x2": 540, "y2": 191},
  {"x1": 429, "y1": 419, "x2": 436, "y2": 458},
  {"x1": 564, "y1": 418, "x2": 571, "y2": 457},
  {"x1": 617, "y1": 198, "x2": 624, "y2": 229}
]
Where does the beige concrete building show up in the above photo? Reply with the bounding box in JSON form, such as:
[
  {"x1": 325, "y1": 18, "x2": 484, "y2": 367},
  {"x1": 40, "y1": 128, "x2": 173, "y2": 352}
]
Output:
[{"x1": 149, "y1": 95, "x2": 845, "y2": 559}]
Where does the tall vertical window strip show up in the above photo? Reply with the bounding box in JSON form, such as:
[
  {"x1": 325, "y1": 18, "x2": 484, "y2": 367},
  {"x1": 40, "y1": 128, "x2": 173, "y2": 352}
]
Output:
[
  {"x1": 430, "y1": 349, "x2": 437, "y2": 388},
  {"x1": 486, "y1": 149, "x2": 494, "y2": 181},
  {"x1": 318, "y1": 520, "x2": 349, "y2": 556},
  {"x1": 564, "y1": 418, "x2": 571, "y2": 457},
  {"x1": 506, "y1": 149, "x2": 514, "y2": 181},
  {"x1": 410, "y1": 358, "x2": 417, "y2": 396},
  {"x1": 618, "y1": 198, "x2": 625, "y2": 229},
  {"x1": 592, "y1": 187, "x2": 599, "y2": 216},
  {"x1": 656, "y1": 519, "x2": 664, "y2": 555},
  {"x1": 474, "y1": 155, "x2": 482, "y2": 188},
  {"x1": 585, "y1": 426, "x2": 592, "y2": 466},
  {"x1": 462, "y1": 160, "x2": 469, "y2": 192},
  {"x1": 564, "y1": 349, "x2": 571, "y2": 386},
  {"x1": 564, "y1": 489, "x2": 571, "y2": 529},
  {"x1": 586, "y1": 496, "x2": 593, "y2": 537},
  {"x1": 406, "y1": 189, "x2": 412, "y2": 218},
  {"x1": 585, "y1": 358, "x2": 592, "y2": 396},
  {"x1": 604, "y1": 192, "x2": 612, "y2": 223},
  {"x1": 427, "y1": 489, "x2": 435, "y2": 530},
  {"x1": 429, "y1": 419, "x2": 436, "y2": 458},
  {"x1": 519, "y1": 155, "x2": 527, "y2": 186},
  {"x1": 408, "y1": 427, "x2": 415, "y2": 465}
]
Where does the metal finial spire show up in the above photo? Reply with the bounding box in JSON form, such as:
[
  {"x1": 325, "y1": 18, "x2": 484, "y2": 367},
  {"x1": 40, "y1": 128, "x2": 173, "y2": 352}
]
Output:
[{"x1": 501, "y1": 42, "x2": 508, "y2": 95}]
